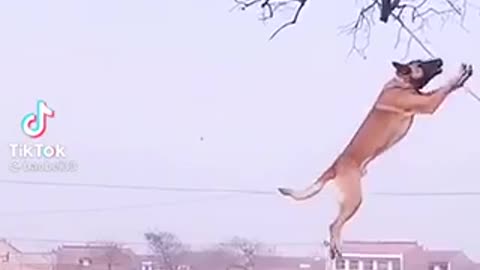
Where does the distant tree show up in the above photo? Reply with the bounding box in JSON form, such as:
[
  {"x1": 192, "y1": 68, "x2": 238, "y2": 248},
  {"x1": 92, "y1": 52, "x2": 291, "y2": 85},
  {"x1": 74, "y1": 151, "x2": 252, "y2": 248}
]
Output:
[
  {"x1": 219, "y1": 237, "x2": 266, "y2": 270},
  {"x1": 145, "y1": 231, "x2": 187, "y2": 270},
  {"x1": 103, "y1": 243, "x2": 124, "y2": 270},
  {"x1": 83, "y1": 241, "x2": 125, "y2": 270}
]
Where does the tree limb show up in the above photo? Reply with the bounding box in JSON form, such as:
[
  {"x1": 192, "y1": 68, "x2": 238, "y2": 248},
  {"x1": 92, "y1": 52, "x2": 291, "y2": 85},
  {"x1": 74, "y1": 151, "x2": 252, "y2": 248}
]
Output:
[
  {"x1": 231, "y1": 0, "x2": 307, "y2": 40},
  {"x1": 233, "y1": 0, "x2": 479, "y2": 58},
  {"x1": 269, "y1": 0, "x2": 307, "y2": 40},
  {"x1": 344, "y1": 0, "x2": 476, "y2": 59}
]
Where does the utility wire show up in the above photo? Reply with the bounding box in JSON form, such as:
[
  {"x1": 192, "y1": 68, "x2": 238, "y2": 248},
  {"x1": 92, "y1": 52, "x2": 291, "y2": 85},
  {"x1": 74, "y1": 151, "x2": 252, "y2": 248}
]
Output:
[
  {"x1": 0, "y1": 194, "x2": 238, "y2": 217},
  {"x1": 4, "y1": 236, "x2": 325, "y2": 247},
  {"x1": 0, "y1": 179, "x2": 274, "y2": 195},
  {"x1": 1, "y1": 179, "x2": 480, "y2": 196},
  {"x1": 1, "y1": 190, "x2": 478, "y2": 218},
  {"x1": 373, "y1": 191, "x2": 480, "y2": 196}
]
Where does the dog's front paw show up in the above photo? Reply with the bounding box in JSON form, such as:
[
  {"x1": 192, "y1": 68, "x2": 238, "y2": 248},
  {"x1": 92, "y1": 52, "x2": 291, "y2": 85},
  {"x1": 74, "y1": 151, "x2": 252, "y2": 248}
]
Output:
[
  {"x1": 453, "y1": 63, "x2": 473, "y2": 89},
  {"x1": 278, "y1": 187, "x2": 294, "y2": 197}
]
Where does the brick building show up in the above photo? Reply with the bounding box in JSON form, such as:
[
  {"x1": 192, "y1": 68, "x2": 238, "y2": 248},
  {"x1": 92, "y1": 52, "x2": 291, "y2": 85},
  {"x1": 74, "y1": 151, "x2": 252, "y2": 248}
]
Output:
[
  {"x1": 138, "y1": 250, "x2": 325, "y2": 270},
  {"x1": 0, "y1": 239, "x2": 54, "y2": 270},
  {"x1": 0, "y1": 239, "x2": 477, "y2": 270},
  {"x1": 330, "y1": 241, "x2": 478, "y2": 270},
  {"x1": 53, "y1": 244, "x2": 138, "y2": 270}
]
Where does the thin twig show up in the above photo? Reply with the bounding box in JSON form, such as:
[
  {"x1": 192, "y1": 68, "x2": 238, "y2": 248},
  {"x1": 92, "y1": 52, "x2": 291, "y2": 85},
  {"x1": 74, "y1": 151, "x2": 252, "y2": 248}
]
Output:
[
  {"x1": 391, "y1": 13, "x2": 436, "y2": 57},
  {"x1": 464, "y1": 87, "x2": 480, "y2": 103},
  {"x1": 269, "y1": 0, "x2": 307, "y2": 40},
  {"x1": 230, "y1": 0, "x2": 307, "y2": 40},
  {"x1": 339, "y1": 0, "x2": 378, "y2": 59},
  {"x1": 342, "y1": 0, "x2": 475, "y2": 59}
]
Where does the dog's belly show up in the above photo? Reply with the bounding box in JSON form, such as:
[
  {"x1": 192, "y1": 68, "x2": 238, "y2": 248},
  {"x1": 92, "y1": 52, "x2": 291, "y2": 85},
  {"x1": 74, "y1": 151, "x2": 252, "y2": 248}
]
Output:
[{"x1": 342, "y1": 109, "x2": 414, "y2": 170}]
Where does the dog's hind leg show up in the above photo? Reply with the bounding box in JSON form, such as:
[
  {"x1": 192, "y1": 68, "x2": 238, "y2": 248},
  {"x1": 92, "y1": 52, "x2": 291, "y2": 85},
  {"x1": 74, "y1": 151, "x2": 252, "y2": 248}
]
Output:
[
  {"x1": 278, "y1": 167, "x2": 336, "y2": 201},
  {"x1": 328, "y1": 170, "x2": 363, "y2": 260}
]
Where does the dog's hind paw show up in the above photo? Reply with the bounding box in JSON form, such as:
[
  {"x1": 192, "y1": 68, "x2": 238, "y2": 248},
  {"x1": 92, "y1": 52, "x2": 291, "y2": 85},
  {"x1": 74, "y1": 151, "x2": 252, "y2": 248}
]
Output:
[
  {"x1": 329, "y1": 247, "x2": 336, "y2": 260},
  {"x1": 329, "y1": 246, "x2": 343, "y2": 260},
  {"x1": 278, "y1": 187, "x2": 293, "y2": 196}
]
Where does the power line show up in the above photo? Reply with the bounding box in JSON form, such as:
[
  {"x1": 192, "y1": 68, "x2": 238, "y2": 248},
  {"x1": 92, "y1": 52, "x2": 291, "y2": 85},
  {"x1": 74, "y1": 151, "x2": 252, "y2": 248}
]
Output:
[
  {"x1": 0, "y1": 179, "x2": 274, "y2": 195},
  {"x1": 4, "y1": 236, "x2": 325, "y2": 247},
  {"x1": 2, "y1": 190, "x2": 478, "y2": 218},
  {"x1": 0, "y1": 194, "x2": 238, "y2": 217},
  {"x1": 6, "y1": 237, "x2": 146, "y2": 246},
  {"x1": 372, "y1": 191, "x2": 480, "y2": 196},
  {"x1": 1, "y1": 179, "x2": 480, "y2": 196}
]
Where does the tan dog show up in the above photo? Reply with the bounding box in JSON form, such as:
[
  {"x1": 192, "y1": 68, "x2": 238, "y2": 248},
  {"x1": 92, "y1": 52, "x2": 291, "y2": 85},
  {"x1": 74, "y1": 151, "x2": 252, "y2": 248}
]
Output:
[{"x1": 278, "y1": 59, "x2": 473, "y2": 260}]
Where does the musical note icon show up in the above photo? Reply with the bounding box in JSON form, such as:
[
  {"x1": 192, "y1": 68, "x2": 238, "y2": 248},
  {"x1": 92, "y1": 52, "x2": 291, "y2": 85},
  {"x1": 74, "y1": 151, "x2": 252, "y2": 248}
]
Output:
[{"x1": 21, "y1": 100, "x2": 55, "y2": 138}]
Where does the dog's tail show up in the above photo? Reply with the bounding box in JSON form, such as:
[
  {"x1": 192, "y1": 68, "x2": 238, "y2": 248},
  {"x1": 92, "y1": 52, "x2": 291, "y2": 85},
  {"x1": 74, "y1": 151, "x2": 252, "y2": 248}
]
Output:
[{"x1": 278, "y1": 168, "x2": 335, "y2": 201}]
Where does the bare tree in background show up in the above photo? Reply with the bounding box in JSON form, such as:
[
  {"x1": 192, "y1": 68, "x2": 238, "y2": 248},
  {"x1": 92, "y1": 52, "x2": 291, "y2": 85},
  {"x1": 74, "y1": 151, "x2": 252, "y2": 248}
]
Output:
[
  {"x1": 231, "y1": 0, "x2": 480, "y2": 58},
  {"x1": 145, "y1": 231, "x2": 187, "y2": 270},
  {"x1": 103, "y1": 243, "x2": 124, "y2": 270},
  {"x1": 219, "y1": 237, "x2": 266, "y2": 270}
]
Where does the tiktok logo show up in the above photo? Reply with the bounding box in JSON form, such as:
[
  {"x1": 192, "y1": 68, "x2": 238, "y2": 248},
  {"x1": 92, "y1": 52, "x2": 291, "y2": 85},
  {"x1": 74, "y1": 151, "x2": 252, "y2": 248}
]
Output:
[{"x1": 21, "y1": 100, "x2": 55, "y2": 138}]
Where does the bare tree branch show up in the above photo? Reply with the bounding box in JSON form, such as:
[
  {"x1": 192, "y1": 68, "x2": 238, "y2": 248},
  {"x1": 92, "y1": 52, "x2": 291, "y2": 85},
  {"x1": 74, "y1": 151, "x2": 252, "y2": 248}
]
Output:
[
  {"x1": 103, "y1": 243, "x2": 123, "y2": 270},
  {"x1": 145, "y1": 231, "x2": 187, "y2": 270},
  {"x1": 219, "y1": 237, "x2": 266, "y2": 270},
  {"x1": 269, "y1": 0, "x2": 307, "y2": 40},
  {"x1": 380, "y1": 0, "x2": 401, "y2": 22},
  {"x1": 339, "y1": 0, "x2": 379, "y2": 59},
  {"x1": 233, "y1": 0, "x2": 478, "y2": 58},
  {"x1": 231, "y1": 0, "x2": 308, "y2": 40},
  {"x1": 343, "y1": 0, "x2": 477, "y2": 58}
]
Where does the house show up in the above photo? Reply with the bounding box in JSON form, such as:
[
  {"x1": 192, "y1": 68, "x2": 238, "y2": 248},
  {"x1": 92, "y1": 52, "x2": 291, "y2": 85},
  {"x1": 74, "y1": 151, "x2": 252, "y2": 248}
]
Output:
[
  {"x1": 54, "y1": 243, "x2": 138, "y2": 270},
  {"x1": 138, "y1": 250, "x2": 236, "y2": 270},
  {"x1": 15, "y1": 252, "x2": 55, "y2": 270},
  {"x1": 0, "y1": 239, "x2": 54, "y2": 270},
  {"x1": 138, "y1": 250, "x2": 326, "y2": 270},
  {"x1": 1, "y1": 238, "x2": 477, "y2": 270},
  {"x1": 254, "y1": 255, "x2": 325, "y2": 270},
  {"x1": 424, "y1": 250, "x2": 478, "y2": 270},
  {"x1": 329, "y1": 240, "x2": 478, "y2": 270}
]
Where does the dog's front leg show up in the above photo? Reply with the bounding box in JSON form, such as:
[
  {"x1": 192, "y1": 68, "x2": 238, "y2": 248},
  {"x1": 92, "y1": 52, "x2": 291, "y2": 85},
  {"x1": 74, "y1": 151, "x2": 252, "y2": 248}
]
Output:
[{"x1": 419, "y1": 64, "x2": 473, "y2": 114}]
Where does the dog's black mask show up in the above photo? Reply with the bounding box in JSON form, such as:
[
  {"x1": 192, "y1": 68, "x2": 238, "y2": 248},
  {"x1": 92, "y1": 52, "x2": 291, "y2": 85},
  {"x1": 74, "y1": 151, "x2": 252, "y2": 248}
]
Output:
[{"x1": 392, "y1": 58, "x2": 443, "y2": 90}]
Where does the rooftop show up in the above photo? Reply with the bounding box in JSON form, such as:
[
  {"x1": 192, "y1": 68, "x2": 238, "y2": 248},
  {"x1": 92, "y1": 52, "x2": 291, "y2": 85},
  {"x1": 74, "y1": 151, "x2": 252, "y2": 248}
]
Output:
[{"x1": 341, "y1": 240, "x2": 422, "y2": 254}]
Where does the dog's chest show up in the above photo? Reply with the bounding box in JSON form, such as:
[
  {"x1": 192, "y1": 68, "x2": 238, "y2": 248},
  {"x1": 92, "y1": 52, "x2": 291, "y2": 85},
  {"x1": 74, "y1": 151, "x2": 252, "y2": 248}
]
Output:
[{"x1": 387, "y1": 115, "x2": 414, "y2": 144}]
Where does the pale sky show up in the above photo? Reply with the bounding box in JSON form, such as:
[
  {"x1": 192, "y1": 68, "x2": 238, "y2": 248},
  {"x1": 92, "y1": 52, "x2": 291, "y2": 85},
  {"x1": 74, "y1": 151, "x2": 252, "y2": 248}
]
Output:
[{"x1": 0, "y1": 0, "x2": 480, "y2": 261}]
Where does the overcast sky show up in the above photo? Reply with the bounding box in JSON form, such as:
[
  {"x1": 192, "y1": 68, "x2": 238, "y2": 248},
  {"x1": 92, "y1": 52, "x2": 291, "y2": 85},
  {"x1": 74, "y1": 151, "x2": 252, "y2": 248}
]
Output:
[{"x1": 0, "y1": 0, "x2": 479, "y2": 260}]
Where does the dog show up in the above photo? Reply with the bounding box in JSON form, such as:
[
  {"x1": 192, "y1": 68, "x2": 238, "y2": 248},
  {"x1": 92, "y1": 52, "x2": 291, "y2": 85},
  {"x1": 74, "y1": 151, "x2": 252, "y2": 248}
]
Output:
[{"x1": 277, "y1": 59, "x2": 473, "y2": 260}]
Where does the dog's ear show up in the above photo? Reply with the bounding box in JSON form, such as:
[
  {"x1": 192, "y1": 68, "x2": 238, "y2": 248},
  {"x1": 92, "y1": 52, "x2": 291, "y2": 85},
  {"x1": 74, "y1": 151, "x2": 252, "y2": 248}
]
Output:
[{"x1": 392, "y1": 61, "x2": 411, "y2": 75}]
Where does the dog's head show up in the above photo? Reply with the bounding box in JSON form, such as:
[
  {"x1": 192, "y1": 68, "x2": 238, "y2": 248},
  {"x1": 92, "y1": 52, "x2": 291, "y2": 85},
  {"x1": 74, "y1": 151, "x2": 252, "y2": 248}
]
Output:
[{"x1": 392, "y1": 58, "x2": 443, "y2": 90}]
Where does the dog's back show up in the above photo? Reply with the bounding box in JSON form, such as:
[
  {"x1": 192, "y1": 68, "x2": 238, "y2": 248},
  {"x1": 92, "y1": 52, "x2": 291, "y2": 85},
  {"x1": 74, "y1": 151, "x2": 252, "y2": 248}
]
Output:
[{"x1": 337, "y1": 78, "x2": 416, "y2": 171}]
